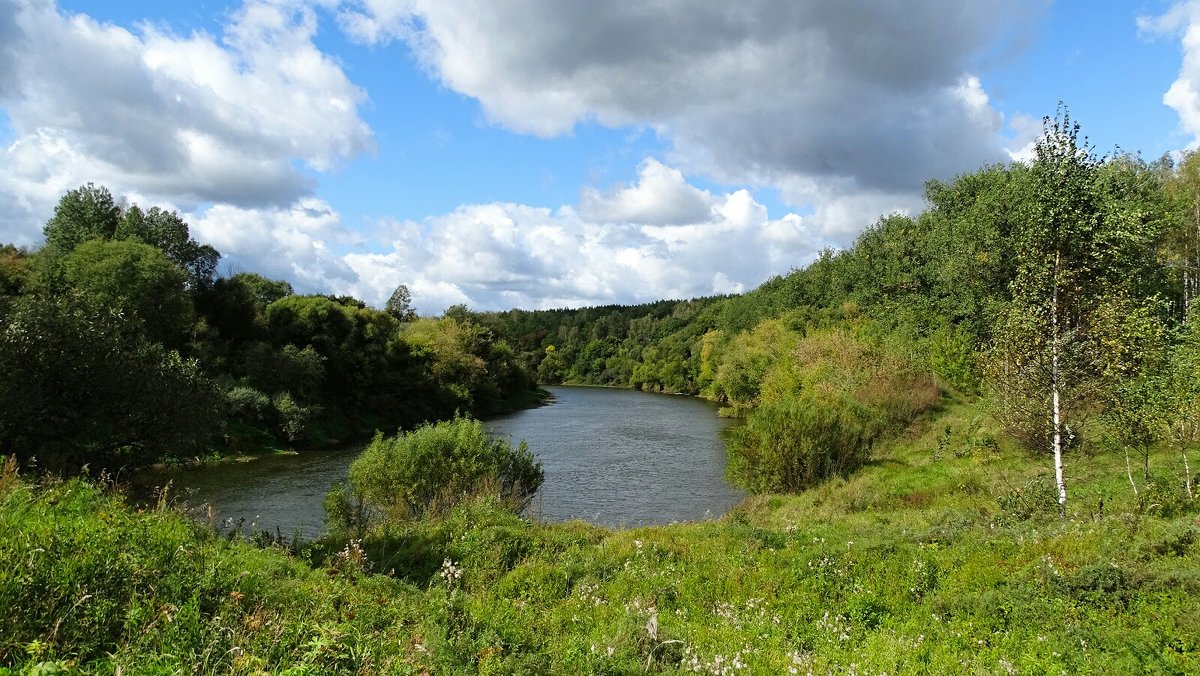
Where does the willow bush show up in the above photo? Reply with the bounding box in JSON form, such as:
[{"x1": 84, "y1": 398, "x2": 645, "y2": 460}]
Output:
[
  {"x1": 725, "y1": 329, "x2": 940, "y2": 494},
  {"x1": 344, "y1": 415, "x2": 542, "y2": 523}
]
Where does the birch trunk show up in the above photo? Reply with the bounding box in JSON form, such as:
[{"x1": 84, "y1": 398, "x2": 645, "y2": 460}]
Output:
[
  {"x1": 1184, "y1": 449, "x2": 1194, "y2": 501},
  {"x1": 1052, "y1": 252, "x2": 1067, "y2": 517},
  {"x1": 1125, "y1": 446, "x2": 1138, "y2": 497}
]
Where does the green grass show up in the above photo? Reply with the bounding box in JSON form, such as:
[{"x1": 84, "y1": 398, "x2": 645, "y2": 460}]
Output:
[{"x1": 2, "y1": 399, "x2": 1198, "y2": 674}]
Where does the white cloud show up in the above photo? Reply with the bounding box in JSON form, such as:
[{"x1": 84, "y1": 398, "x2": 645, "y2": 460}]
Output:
[
  {"x1": 1141, "y1": 1, "x2": 1200, "y2": 147},
  {"x1": 190, "y1": 197, "x2": 360, "y2": 291},
  {"x1": 297, "y1": 159, "x2": 825, "y2": 313},
  {"x1": 338, "y1": 0, "x2": 1042, "y2": 235},
  {"x1": 580, "y1": 159, "x2": 716, "y2": 225},
  {"x1": 168, "y1": 157, "x2": 817, "y2": 314},
  {"x1": 1005, "y1": 113, "x2": 1044, "y2": 163},
  {"x1": 0, "y1": 0, "x2": 373, "y2": 244}
]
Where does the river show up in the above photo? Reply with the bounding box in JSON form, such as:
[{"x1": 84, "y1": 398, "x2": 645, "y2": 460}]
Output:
[{"x1": 153, "y1": 386, "x2": 744, "y2": 537}]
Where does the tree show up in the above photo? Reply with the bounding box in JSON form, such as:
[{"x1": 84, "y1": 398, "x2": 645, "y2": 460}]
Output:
[
  {"x1": 42, "y1": 184, "x2": 121, "y2": 255},
  {"x1": 62, "y1": 240, "x2": 194, "y2": 347},
  {"x1": 989, "y1": 110, "x2": 1169, "y2": 516},
  {"x1": 989, "y1": 111, "x2": 1103, "y2": 516},
  {"x1": 0, "y1": 245, "x2": 32, "y2": 298},
  {"x1": 1164, "y1": 149, "x2": 1200, "y2": 321},
  {"x1": 1152, "y1": 314, "x2": 1200, "y2": 501},
  {"x1": 0, "y1": 292, "x2": 218, "y2": 470},
  {"x1": 385, "y1": 284, "x2": 417, "y2": 322},
  {"x1": 117, "y1": 206, "x2": 220, "y2": 289}
]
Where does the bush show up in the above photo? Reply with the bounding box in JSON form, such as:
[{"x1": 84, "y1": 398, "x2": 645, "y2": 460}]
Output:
[
  {"x1": 723, "y1": 329, "x2": 940, "y2": 494},
  {"x1": 726, "y1": 393, "x2": 880, "y2": 493},
  {"x1": 347, "y1": 415, "x2": 543, "y2": 521},
  {"x1": 272, "y1": 392, "x2": 316, "y2": 443},
  {"x1": 225, "y1": 385, "x2": 271, "y2": 421}
]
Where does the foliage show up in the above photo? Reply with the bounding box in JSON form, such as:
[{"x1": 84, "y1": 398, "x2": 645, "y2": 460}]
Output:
[
  {"x1": 727, "y1": 393, "x2": 877, "y2": 493},
  {"x1": 385, "y1": 283, "x2": 417, "y2": 321},
  {"x1": 41, "y1": 183, "x2": 122, "y2": 255},
  {"x1": 1, "y1": 184, "x2": 541, "y2": 465},
  {"x1": 347, "y1": 415, "x2": 543, "y2": 521},
  {"x1": 62, "y1": 239, "x2": 194, "y2": 347},
  {"x1": 725, "y1": 329, "x2": 940, "y2": 493},
  {"x1": 0, "y1": 293, "x2": 218, "y2": 470},
  {"x1": 115, "y1": 205, "x2": 220, "y2": 290}
]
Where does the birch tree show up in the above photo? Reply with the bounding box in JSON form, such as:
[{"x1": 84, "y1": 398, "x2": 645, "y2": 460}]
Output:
[
  {"x1": 1164, "y1": 151, "x2": 1200, "y2": 322},
  {"x1": 989, "y1": 110, "x2": 1103, "y2": 517},
  {"x1": 1153, "y1": 316, "x2": 1200, "y2": 501},
  {"x1": 991, "y1": 111, "x2": 1172, "y2": 516}
]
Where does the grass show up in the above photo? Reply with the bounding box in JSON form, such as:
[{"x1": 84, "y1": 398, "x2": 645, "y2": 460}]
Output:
[{"x1": 1, "y1": 398, "x2": 1198, "y2": 674}]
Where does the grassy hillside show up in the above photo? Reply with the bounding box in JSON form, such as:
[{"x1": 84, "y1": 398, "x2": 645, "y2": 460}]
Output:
[{"x1": 2, "y1": 398, "x2": 1196, "y2": 674}]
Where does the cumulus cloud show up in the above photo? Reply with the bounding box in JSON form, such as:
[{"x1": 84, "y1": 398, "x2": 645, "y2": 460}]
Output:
[
  {"x1": 339, "y1": 0, "x2": 1040, "y2": 231},
  {"x1": 0, "y1": 0, "x2": 372, "y2": 244},
  {"x1": 580, "y1": 159, "x2": 716, "y2": 225},
  {"x1": 1141, "y1": 1, "x2": 1200, "y2": 147},
  {"x1": 189, "y1": 197, "x2": 361, "y2": 291},
  {"x1": 302, "y1": 160, "x2": 825, "y2": 313}
]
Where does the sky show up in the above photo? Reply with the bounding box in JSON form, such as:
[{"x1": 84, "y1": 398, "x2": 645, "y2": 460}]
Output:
[{"x1": 1, "y1": 0, "x2": 1198, "y2": 314}]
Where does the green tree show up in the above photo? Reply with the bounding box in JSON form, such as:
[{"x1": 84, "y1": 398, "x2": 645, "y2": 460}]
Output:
[
  {"x1": 116, "y1": 206, "x2": 220, "y2": 289},
  {"x1": 1164, "y1": 149, "x2": 1200, "y2": 320},
  {"x1": 62, "y1": 240, "x2": 194, "y2": 347},
  {"x1": 0, "y1": 292, "x2": 218, "y2": 470},
  {"x1": 0, "y1": 245, "x2": 32, "y2": 298},
  {"x1": 988, "y1": 111, "x2": 1169, "y2": 516},
  {"x1": 42, "y1": 184, "x2": 121, "y2": 255},
  {"x1": 989, "y1": 112, "x2": 1099, "y2": 516},
  {"x1": 1152, "y1": 315, "x2": 1200, "y2": 500},
  {"x1": 385, "y1": 284, "x2": 417, "y2": 322}
]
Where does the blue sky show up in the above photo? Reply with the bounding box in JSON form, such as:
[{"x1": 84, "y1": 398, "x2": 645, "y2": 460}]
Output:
[{"x1": 2, "y1": 0, "x2": 1199, "y2": 312}]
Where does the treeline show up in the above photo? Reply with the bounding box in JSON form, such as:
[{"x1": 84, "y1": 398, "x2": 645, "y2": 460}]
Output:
[
  {"x1": 0, "y1": 186, "x2": 536, "y2": 472},
  {"x1": 475, "y1": 112, "x2": 1200, "y2": 509}
]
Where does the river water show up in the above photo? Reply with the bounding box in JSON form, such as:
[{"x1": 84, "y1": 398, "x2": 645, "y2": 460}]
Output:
[{"x1": 153, "y1": 386, "x2": 744, "y2": 537}]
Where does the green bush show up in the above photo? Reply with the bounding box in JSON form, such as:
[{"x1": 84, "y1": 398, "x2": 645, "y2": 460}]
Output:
[
  {"x1": 272, "y1": 391, "x2": 316, "y2": 443},
  {"x1": 224, "y1": 385, "x2": 271, "y2": 421},
  {"x1": 726, "y1": 393, "x2": 880, "y2": 493},
  {"x1": 347, "y1": 415, "x2": 543, "y2": 521}
]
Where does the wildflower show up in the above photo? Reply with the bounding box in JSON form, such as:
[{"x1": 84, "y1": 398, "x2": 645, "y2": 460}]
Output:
[{"x1": 440, "y1": 558, "x2": 464, "y2": 587}]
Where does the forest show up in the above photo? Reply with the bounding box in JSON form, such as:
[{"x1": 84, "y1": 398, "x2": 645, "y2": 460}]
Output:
[
  {"x1": 1, "y1": 112, "x2": 1198, "y2": 673},
  {"x1": 0, "y1": 192, "x2": 538, "y2": 472}
]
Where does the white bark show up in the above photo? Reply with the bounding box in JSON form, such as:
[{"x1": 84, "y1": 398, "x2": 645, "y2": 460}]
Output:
[
  {"x1": 1125, "y1": 446, "x2": 1138, "y2": 497},
  {"x1": 1052, "y1": 253, "x2": 1068, "y2": 517},
  {"x1": 1184, "y1": 449, "x2": 1194, "y2": 501}
]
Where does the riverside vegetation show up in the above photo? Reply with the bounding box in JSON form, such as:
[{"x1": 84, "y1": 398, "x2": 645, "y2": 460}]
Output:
[{"x1": 1, "y1": 110, "x2": 1199, "y2": 673}]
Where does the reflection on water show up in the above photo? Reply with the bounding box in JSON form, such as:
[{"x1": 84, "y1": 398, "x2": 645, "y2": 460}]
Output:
[{"x1": 152, "y1": 386, "x2": 744, "y2": 537}]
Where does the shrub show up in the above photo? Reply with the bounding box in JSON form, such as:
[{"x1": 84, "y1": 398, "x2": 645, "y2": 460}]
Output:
[
  {"x1": 724, "y1": 329, "x2": 940, "y2": 494},
  {"x1": 726, "y1": 393, "x2": 880, "y2": 493},
  {"x1": 347, "y1": 415, "x2": 542, "y2": 521},
  {"x1": 272, "y1": 391, "x2": 316, "y2": 443},
  {"x1": 225, "y1": 385, "x2": 271, "y2": 421}
]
